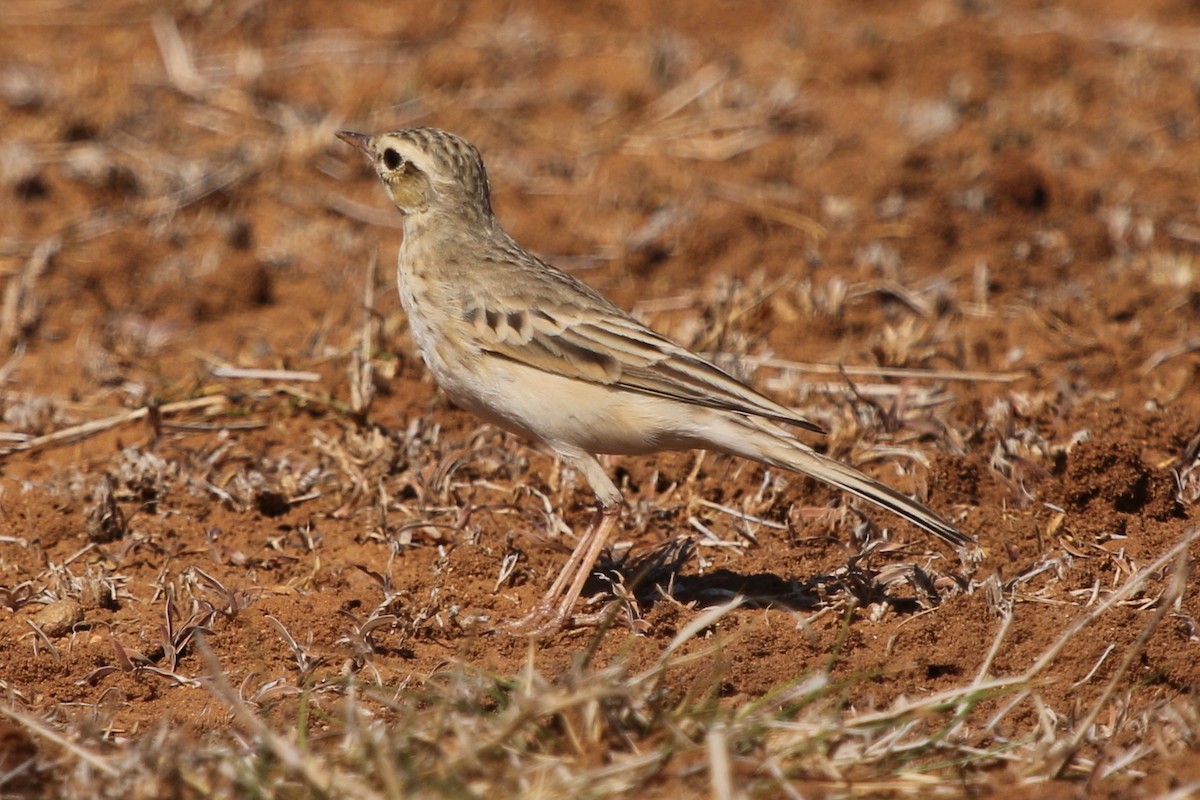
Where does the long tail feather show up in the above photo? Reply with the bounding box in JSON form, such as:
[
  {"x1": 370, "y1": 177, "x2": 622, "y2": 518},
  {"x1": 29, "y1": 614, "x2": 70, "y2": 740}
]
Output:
[
  {"x1": 708, "y1": 415, "x2": 975, "y2": 549},
  {"x1": 764, "y1": 445, "x2": 973, "y2": 548}
]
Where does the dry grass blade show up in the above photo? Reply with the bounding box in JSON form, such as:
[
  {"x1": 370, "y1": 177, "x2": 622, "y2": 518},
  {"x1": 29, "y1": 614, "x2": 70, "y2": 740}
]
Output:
[
  {"x1": 322, "y1": 191, "x2": 406, "y2": 228},
  {"x1": 265, "y1": 614, "x2": 319, "y2": 674},
  {"x1": 439, "y1": 672, "x2": 642, "y2": 775},
  {"x1": 1140, "y1": 335, "x2": 1200, "y2": 373},
  {"x1": 1041, "y1": 529, "x2": 1194, "y2": 779},
  {"x1": 696, "y1": 498, "x2": 788, "y2": 531},
  {"x1": 0, "y1": 339, "x2": 25, "y2": 386},
  {"x1": 648, "y1": 595, "x2": 745, "y2": 670},
  {"x1": 649, "y1": 62, "x2": 729, "y2": 120},
  {"x1": 1162, "y1": 782, "x2": 1200, "y2": 800},
  {"x1": 0, "y1": 704, "x2": 117, "y2": 777},
  {"x1": 211, "y1": 367, "x2": 321, "y2": 382},
  {"x1": 1018, "y1": 527, "x2": 1200, "y2": 685},
  {"x1": 1, "y1": 236, "x2": 59, "y2": 348},
  {"x1": 847, "y1": 675, "x2": 1027, "y2": 732},
  {"x1": 195, "y1": 636, "x2": 378, "y2": 799},
  {"x1": 707, "y1": 723, "x2": 735, "y2": 800},
  {"x1": 709, "y1": 181, "x2": 827, "y2": 241},
  {"x1": 0, "y1": 395, "x2": 227, "y2": 457},
  {"x1": 151, "y1": 11, "x2": 205, "y2": 97},
  {"x1": 350, "y1": 249, "x2": 378, "y2": 418},
  {"x1": 622, "y1": 109, "x2": 778, "y2": 161}
]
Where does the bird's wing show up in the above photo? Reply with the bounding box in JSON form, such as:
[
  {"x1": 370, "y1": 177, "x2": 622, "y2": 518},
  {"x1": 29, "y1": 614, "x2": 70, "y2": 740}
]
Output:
[{"x1": 460, "y1": 287, "x2": 826, "y2": 435}]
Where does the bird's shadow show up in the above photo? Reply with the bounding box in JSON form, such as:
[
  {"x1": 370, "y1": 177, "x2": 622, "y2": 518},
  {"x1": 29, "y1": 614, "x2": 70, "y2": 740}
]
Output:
[{"x1": 588, "y1": 538, "x2": 943, "y2": 616}]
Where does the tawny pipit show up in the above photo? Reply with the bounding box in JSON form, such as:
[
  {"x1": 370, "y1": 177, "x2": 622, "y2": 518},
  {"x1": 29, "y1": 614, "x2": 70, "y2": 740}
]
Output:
[{"x1": 338, "y1": 127, "x2": 974, "y2": 631}]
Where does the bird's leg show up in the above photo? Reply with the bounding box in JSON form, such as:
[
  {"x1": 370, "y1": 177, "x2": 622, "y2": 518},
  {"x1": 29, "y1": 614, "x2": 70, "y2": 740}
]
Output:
[
  {"x1": 506, "y1": 453, "x2": 623, "y2": 635},
  {"x1": 549, "y1": 500, "x2": 621, "y2": 624},
  {"x1": 506, "y1": 501, "x2": 621, "y2": 635},
  {"x1": 540, "y1": 506, "x2": 601, "y2": 601}
]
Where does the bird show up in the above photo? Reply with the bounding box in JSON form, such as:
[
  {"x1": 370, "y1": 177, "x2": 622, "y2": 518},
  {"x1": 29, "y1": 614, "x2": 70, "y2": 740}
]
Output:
[{"x1": 337, "y1": 126, "x2": 974, "y2": 632}]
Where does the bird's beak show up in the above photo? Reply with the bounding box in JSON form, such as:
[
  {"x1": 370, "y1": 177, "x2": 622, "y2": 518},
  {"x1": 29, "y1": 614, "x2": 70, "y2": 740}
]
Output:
[{"x1": 336, "y1": 130, "x2": 373, "y2": 158}]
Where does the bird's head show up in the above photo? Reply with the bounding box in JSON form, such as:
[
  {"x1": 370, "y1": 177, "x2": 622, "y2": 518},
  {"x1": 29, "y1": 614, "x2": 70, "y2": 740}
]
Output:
[{"x1": 337, "y1": 127, "x2": 493, "y2": 220}]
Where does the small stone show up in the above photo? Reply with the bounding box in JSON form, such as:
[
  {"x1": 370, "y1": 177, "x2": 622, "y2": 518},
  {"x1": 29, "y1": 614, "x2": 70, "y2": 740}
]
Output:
[{"x1": 30, "y1": 598, "x2": 84, "y2": 637}]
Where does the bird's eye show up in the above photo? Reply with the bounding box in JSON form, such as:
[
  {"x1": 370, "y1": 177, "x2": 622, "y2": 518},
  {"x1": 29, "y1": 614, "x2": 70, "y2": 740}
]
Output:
[{"x1": 382, "y1": 148, "x2": 402, "y2": 170}]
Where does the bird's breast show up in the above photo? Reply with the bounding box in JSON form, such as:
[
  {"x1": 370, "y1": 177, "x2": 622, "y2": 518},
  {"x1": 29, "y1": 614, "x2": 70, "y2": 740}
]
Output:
[{"x1": 396, "y1": 262, "x2": 439, "y2": 357}]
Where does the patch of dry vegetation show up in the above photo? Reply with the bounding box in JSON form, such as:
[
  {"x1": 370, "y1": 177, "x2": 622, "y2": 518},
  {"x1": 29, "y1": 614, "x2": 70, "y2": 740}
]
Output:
[{"x1": 4, "y1": 527, "x2": 1198, "y2": 797}]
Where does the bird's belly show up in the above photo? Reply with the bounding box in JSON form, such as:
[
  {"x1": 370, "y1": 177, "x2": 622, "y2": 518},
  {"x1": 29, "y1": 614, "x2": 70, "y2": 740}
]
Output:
[{"x1": 450, "y1": 355, "x2": 704, "y2": 457}]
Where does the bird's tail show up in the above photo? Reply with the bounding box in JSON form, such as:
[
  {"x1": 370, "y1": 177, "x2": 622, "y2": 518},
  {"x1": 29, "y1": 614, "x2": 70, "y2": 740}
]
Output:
[{"x1": 709, "y1": 415, "x2": 974, "y2": 550}]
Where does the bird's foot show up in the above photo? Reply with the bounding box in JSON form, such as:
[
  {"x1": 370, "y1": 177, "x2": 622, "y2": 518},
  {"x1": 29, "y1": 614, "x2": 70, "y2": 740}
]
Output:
[
  {"x1": 501, "y1": 597, "x2": 646, "y2": 637},
  {"x1": 500, "y1": 599, "x2": 573, "y2": 637}
]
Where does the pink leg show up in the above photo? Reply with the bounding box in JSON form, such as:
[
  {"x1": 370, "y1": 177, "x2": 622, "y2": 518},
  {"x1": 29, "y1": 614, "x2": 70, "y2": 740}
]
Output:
[{"x1": 506, "y1": 502, "x2": 621, "y2": 635}]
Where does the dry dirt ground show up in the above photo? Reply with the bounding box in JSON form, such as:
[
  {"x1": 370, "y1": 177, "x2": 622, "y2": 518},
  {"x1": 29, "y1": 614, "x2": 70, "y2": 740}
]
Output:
[{"x1": 2, "y1": 1, "x2": 1200, "y2": 797}]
